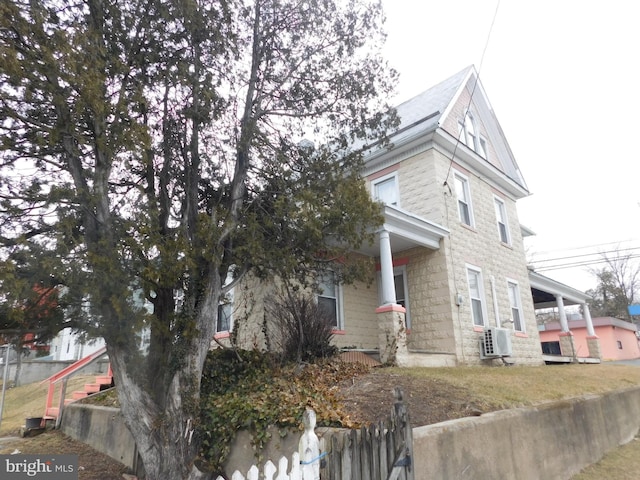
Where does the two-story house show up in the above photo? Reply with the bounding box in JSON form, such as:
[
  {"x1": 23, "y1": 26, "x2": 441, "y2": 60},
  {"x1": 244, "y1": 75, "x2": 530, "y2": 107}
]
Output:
[
  {"x1": 348, "y1": 65, "x2": 542, "y2": 366},
  {"x1": 218, "y1": 66, "x2": 600, "y2": 366}
]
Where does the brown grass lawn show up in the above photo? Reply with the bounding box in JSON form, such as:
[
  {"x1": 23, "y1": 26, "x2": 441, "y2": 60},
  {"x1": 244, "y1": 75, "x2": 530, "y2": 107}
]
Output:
[
  {"x1": 0, "y1": 375, "x2": 96, "y2": 435},
  {"x1": 2, "y1": 363, "x2": 640, "y2": 478}
]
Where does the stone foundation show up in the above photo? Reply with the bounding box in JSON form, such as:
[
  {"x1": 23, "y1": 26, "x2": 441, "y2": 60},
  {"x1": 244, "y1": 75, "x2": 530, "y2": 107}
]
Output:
[
  {"x1": 587, "y1": 336, "x2": 602, "y2": 359},
  {"x1": 559, "y1": 331, "x2": 577, "y2": 359}
]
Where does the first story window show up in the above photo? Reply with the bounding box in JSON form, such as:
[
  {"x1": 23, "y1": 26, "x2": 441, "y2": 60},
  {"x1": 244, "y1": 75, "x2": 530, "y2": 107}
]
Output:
[
  {"x1": 466, "y1": 266, "x2": 487, "y2": 327},
  {"x1": 216, "y1": 290, "x2": 234, "y2": 333},
  {"x1": 317, "y1": 271, "x2": 343, "y2": 329},
  {"x1": 217, "y1": 268, "x2": 237, "y2": 334},
  {"x1": 507, "y1": 280, "x2": 524, "y2": 332}
]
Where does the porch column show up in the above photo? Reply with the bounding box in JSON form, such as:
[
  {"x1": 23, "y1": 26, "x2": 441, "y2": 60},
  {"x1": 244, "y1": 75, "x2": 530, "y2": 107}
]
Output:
[
  {"x1": 556, "y1": 294, "x2": 569, "y2": 332},
  {"x1": 556, "y1": 294, "x2": 576, "y2": 359},
  {"x1": 583, "y1": 303, "x2": 596, "y2": 337},
  {"x1": 379, "y1": 229, "x2": 397, "y2": 306},
  {"x1": 583, "y1": 303, "x2": 602, "y2": 359},
  {"x1": 376, "y1": 229, "x2": 408, "y2": 365}
]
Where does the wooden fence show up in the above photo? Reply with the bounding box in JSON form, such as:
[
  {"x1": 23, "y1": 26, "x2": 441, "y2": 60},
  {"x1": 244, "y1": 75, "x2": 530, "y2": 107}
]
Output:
[{"x1": 218, "y1": 387, "x2": 413, "y2": 480}]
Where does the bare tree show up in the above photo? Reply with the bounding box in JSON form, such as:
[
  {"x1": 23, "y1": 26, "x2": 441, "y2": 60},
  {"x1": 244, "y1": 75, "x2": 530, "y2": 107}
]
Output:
[{"x1": 587, "y1": 248, "x2": 640, "y2": 320}]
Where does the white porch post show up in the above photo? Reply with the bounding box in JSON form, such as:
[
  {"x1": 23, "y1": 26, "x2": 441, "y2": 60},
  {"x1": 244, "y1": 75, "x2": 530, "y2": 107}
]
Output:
[
  {"x1": 583, "y1": 303, "x2": 602, "y2": 359},
  {"x1": 583, "y1": 303, "x2": 596, "y2": 337},
  {"x1": 556, "y1": 294, "x2": 576, "y2": 359},
  {"x1": 379, "y1": 229, "x2": 397, "y2": 306},
  {"x1": 376, "y1": 228, "x2": 408, "y2": 365},
  {"x1": 556, "y1": 294, "x2": 569, "y2": 332}
]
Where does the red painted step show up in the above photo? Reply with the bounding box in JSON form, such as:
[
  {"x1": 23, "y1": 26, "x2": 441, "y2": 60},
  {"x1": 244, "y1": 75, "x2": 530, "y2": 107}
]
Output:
[{"x1": 84, "y1": 383, "x2": 102, "y2": 394}]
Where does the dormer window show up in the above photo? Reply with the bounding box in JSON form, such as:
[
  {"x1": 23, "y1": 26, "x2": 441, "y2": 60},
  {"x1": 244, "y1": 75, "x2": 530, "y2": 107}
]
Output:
[{"x1": 458, "y1": 111, "x2": 487, "y2": 158}]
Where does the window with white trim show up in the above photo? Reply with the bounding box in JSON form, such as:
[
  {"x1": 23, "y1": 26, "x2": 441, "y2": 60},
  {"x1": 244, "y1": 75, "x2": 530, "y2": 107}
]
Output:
[
  {"x1": 217, "y1": 290, "x2": 234, "y2": 333},
  {"x1": 466, "y1": 266, "x2": 487, "y2": 327},
  {"x1": 494, "y1": 197, "x2": 510, "y2": 244},
  {"x1": 478, "y1": 136, "x2": 488, "y2": 158},
  {"x1": 458, "y1": 111, "x2": 487, "y2": 158},
  {"x1": 454, "y1": 172, "x2": 474, "y2": 226},
  {"x1": 216, "y1": 269, "x2": 236, "y2": 334},
  {"x1": 507, "y1": 280, "x2": 524, "y2": 332},
  {"x1": 372, "y1": 173, "x2": 399, "y2": 207},
  {"x1": 317, "y1": 271, "x2": 343, "y2": 329}
]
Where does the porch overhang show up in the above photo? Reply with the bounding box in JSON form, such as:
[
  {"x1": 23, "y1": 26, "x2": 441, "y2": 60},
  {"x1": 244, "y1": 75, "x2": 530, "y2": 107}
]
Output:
[
  {"x1": 358, "y1": 205, "x2": 449, "y2": 256},
  {"x1": 528, "y1": 270, "x2": 592, "y2": 309}
]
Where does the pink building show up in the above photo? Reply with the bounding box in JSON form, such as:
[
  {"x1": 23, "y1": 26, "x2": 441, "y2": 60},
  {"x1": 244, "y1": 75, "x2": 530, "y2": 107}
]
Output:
[{"x1": 539, "y1": 317, "x2": 640, "y2": 361}]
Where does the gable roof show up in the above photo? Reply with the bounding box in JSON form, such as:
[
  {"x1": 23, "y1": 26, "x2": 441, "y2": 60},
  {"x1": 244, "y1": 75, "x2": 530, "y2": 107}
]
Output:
[
  {"x1": 367, "y1": 66, "x2": 528, "y2": 196},
  {"x1": 390, "y1": 66, "x2": 472, "y2": 146}
]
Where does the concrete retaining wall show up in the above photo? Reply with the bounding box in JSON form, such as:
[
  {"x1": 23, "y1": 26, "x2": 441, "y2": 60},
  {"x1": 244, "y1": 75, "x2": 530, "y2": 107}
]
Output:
[
  {"x1": 60, "y1": 403, "x2": 139, "y2": 473},
  {"x1": 60, "y1": 387, "x2": 640, "y2": 479},
  {"x1": 413, "y1": 386, "x2": 640, "y2": 479}
]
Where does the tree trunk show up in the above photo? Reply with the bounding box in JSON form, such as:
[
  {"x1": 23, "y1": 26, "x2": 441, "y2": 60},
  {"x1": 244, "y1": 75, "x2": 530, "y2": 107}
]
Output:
[
  {"x1": 105, "y1": 275, "x2": 221, "y2": 479},
  {"x1": 108, "y1": 345, "x2": 213, "y2": 480}
]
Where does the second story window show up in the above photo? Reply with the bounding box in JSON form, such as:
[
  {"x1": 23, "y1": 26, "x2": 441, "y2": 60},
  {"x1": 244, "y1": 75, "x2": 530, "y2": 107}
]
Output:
[
  {"x1": 372, "y1": 173, "x2": 399, "y2": 207},
  {"x1": 494, "y1": 197, "x2": 510, "y2": 244},
  {"x1": 454, "y1": 172, "x2": 474, "y2": 227}
]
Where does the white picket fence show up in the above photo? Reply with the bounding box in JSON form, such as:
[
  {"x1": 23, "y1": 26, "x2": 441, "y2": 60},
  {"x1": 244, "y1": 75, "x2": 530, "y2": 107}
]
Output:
[
  {"x1": 215, "y1": 389, "x2": 413, "y2": 480},
  {"x1": 216, "y1": 408, "x2": 322, "y2": 480}
]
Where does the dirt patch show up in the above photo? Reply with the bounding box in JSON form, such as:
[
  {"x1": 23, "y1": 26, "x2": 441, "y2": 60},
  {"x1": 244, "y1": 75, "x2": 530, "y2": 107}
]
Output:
[
  {"x1": 338, "y1": 370, "x2": 490, "y2": 427},
  {"x1": 0, "y1": 430, "x2": 127, "y2": 480}
]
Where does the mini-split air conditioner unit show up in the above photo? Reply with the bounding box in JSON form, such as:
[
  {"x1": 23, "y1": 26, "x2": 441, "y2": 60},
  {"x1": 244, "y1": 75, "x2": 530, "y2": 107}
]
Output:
[{"x1": 480, "y1": 327, "x2": 512, "y2": 358}]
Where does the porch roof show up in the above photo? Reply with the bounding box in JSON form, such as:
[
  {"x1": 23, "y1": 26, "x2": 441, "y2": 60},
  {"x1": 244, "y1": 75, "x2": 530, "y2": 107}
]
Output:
[
  {"x1": 358, "y1": 205, "x2": 449, "y2": 256},
  {"x1": 528, "y1": 270, "x2": 592, "y2": 309}
]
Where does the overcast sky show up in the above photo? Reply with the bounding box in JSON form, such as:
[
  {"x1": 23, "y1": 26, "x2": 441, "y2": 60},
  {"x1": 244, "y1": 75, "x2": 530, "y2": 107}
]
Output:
[{"x1": 380, "y1": 0, "x2": 640, "y2": 292}]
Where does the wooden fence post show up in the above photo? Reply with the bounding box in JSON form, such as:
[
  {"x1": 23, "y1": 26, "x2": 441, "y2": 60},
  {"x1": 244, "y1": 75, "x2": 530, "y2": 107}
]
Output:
[{"x1": 299, "y1": 407, "x2": 321, "y2": 480}]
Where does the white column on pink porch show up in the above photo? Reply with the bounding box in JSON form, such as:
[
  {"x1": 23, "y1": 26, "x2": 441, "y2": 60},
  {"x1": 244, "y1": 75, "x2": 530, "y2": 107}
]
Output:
[
  {"x1": 379, "y1": 229, "x2": 397, "y2": 306},
  {"x1": 556, "y1": 294, "x2": 569, "y2": 332},
  {"x1": 583, "y1": 302, "x2": 602, "y2": 359},
  {"x1": 582, "y1": 303, "x2": 596, "y2": 337}
]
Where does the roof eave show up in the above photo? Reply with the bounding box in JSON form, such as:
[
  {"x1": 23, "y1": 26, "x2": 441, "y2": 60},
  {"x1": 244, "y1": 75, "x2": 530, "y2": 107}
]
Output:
[{"x1": 363, "y1": 124, "x2": 438, "y2": 176}]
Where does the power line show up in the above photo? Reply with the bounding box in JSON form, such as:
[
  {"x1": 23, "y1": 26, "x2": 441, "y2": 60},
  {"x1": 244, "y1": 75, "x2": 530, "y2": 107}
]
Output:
[
  {"x1": 530, "y1": 239, "x2": 640, "y2": 257},
  {"x1": 529, "y1": 246, "x2": 640, "y2": 266},
  {"x1": 443, "y1": 0, "x2": 501, "y2": 187},
  {"x1": 533, "y1": 254, "x2": 640, "y2": 272}
]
